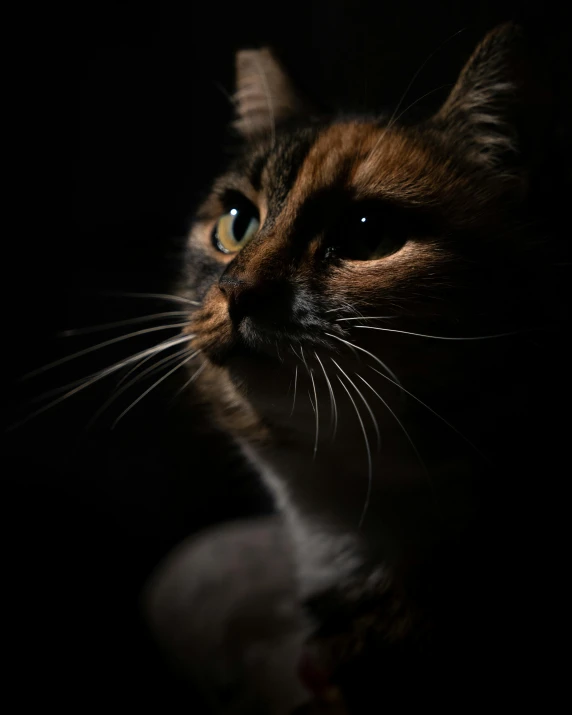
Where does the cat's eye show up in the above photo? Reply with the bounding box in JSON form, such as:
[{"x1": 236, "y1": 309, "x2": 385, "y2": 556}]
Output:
[
  {"x1": 326, "y1": 202, "x2": 418, "y2": 261},
  {"x1": 212, "y1": 202, "x2": 260, "y2": 254},
  {"x1": 350, "y1": 212, "x2": 406, "y2": 260}
]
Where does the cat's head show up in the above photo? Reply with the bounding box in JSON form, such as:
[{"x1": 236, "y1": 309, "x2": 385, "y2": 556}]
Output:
[{"x1": 180, "y1": 24, "x2": 555, "y2": 442}]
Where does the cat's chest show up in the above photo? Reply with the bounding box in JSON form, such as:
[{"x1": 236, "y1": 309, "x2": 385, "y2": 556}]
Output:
[{"x1": 239, "y1": 431, "x2": 474, "y2": 601}]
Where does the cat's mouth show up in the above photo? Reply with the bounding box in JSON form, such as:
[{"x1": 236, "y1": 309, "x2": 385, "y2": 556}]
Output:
[
  {"x1": 188, "y1": 288, "x2": 273, "y2": 365},
  {"x1": 196, "y1": 317, "x2": 306, "y2": 366},
  {"x1": 189, "y1": 287, "x2": 325, "y2": 366}
]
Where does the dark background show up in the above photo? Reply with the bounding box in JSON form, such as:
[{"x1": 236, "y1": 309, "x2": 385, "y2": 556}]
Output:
[{"x1": 5, "y1": 1, "x2": 569, "y2": 710}]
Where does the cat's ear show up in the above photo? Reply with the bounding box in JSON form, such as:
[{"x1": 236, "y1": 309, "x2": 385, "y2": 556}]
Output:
[
  {"x1": 233, "y1": 48, "x2": 308, "y2": 138},
  {"x1": 432, "y1": 23, "x2": 526, "y2": 168}
]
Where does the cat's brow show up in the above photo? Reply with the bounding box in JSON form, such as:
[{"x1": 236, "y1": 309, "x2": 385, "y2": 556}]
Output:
[
  {"x1": 253, "y1": 127, "x2": 321, "y2": 221},
  {"x1": 213, "y1": 174, "x2": 258, "y2": 202},
  {"x1": 247, "y1": 150, "x2": 268, "y2": 191}
]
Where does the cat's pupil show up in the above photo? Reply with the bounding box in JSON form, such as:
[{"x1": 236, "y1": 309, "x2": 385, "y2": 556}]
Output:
[
  {"x1": 230, "y1": 207, "x2": 253, "y2": 241},
  {"x1": 354, "y1": 213, "x2": 388, "y2": 257},
  {"x1": 356, "y1": 214, "x2": 380, "y2": 246}
]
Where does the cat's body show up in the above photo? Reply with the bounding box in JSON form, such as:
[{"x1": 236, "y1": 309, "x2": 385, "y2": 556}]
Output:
[{"x1": 145, "y1": 25, "x2": 569, "y2": 712}]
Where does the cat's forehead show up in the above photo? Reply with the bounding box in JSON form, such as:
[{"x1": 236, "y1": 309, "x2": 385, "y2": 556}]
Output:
[
  {"x1": 224, "y1": 120, "x2": 458, "y2": 222},
  {"x1": 286, "y1": 121, "x2": 446, "y2": 204}
]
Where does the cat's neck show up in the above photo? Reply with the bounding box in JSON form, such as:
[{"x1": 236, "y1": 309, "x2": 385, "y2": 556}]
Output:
[{"x1": 235, "y1": 360, "x2": 485, "y2": 600}]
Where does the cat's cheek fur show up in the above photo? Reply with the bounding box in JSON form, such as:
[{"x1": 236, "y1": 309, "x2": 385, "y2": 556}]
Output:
[
  {"x1": 325, "y1": 241, "x2": 439, "y2": 305},
  {"x1": 193, "y1": 361, "x2": 269, "y2": 443},
  {"x1": 188, "y1": 286, "x2": 235, "y2": 357}
]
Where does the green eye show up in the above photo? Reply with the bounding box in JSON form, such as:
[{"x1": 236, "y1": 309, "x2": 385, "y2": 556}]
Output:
[{"x1": 212, "y1": 204, "x2": 260, "y2": 254}]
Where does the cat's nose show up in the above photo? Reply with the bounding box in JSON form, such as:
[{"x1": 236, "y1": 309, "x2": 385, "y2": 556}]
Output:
[
  {"x1": 219, "y1": 270, "x2": 292, "y2": 324},
  {"x1": 219, "y1": 274, "x2": 272, "y2": 321}
]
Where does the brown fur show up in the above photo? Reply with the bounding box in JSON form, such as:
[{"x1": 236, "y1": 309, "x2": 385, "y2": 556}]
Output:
[
  {"x1": 188, "y1": 112, "x2": 522, "y2": 381},
  {"x1": 152, "y1": 23, "x2": 570, "y2": 711}
]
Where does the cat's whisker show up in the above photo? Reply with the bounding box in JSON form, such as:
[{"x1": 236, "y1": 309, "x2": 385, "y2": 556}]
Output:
[
  {"x1": 343, "y1": 301, "x2": 363, "y2": 317},
  {"x1": 336, "y1": 316, "x2": 396, "y2": 322},
  {"x1": 307, "y1": 389, "x2": 316, "y2": 415},
  {"x1": 9, "y1": 334, "x2": 194, "y2": 430},
  {"x1": 386, "y1": 300, "x2": 407, "y2": 313},
  {"x1": 336, "y1": 374, "x2": 372, "y2": 530},
  {"x1": 59, "y1": 311, "x2": 189, "y2": 336},
  {"x1": 353, "y1": 325, "x2": 523, "y2": 340},
  {"x1": 314, "y1": 351, "x2": 338, "y2": 441},
  {"x1": 23, "y1": 334, "x2": 196, "y2": 405},
  {"x1": 115, "y1": 345, "x2": 195, "y2": 396},
  {"x1": 326, "y1": 301, "x2": 366, "y2": 320},
  {"x1": 299, "y1": 346, "x2": 319, "y2": 452},
  {"x1": 368, "y1": 366, "x2": 488, "y2": 462},
  {"x1": 291, "y1": 344, "x2": 307, "y2": 364},
  {"x1": 309, "y1": 368, "x2": 319, "y2": 459},
  {"x1": 86, "y1": 345, "x2": 194, "y2": 429},
  {"x1": 325, "y1": 332, "x2": 402, "y2": 389},
  {"x1": 112, "y1": 351, "x2": 199, "y2": 428},
  {"x1": 290, "y1": 365, "x2": 298, "y2": 417},
  {"x1": 355, "y1": 372, "x2": 429, "y2": 482},
  {"x1": 370, "y1": 27, "x2": 466, "y2": 154},
  {"x1": 275, "y1": 340, "x2": 284, "y2": 363},
  {"x1": 390, "y1": 31, "x2": 463, "y2": 123},
  {"x1": 385, "y1": 83, "x2": 453, "y2": 132},
  {"x1": 103, "y1": 291, "x2": 199, "y2": 306},
  {"x1": 326, "y1": 331, "x2": 361, "y2": 362},
  {"x1": 169, "y1": 359, "x2": 206, "y2": 405},
  {"x1": 22, "y1": 323, "x2": 192, "y2": 380},
  {"x1": 115, "y1": 350, "x2": 160, "y2": 389},
  {"x1": 331, "y1": 359, "x2": 380, "y2": 451},
  {"x1": 299, "y1": 345, "x2": 310, "y2": 373}
]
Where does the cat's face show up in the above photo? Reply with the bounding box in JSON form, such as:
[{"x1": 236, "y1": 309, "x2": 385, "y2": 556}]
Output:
[{"x1": 181, "y1": 25, "x2": 534, "y2": 442}]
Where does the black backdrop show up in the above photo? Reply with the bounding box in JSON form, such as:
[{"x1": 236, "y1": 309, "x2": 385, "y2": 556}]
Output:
[{"x1": 5, "y1": 1, "x2": 569, "y2": 710}]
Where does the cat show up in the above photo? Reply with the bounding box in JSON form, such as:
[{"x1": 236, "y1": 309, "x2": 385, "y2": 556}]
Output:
[{"x1": 144, "y1": 23, "x2": 570, "y2": 713}]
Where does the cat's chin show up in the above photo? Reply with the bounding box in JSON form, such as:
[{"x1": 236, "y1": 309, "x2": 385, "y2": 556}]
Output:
[
  {"x1": 202, "y1": 318, "x2": 299, "y2": 366},
  {"x1": 203, "y1": 335, "x2": 276, "y2": 368}
]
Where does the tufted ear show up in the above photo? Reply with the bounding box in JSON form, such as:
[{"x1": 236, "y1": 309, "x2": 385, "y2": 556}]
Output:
[
  {"x1": 233, "y1": 48, "x2": 308, "y2": 138},
  {"x1": 432, "y1": 23, "x2": 526, "y2": 168}
]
